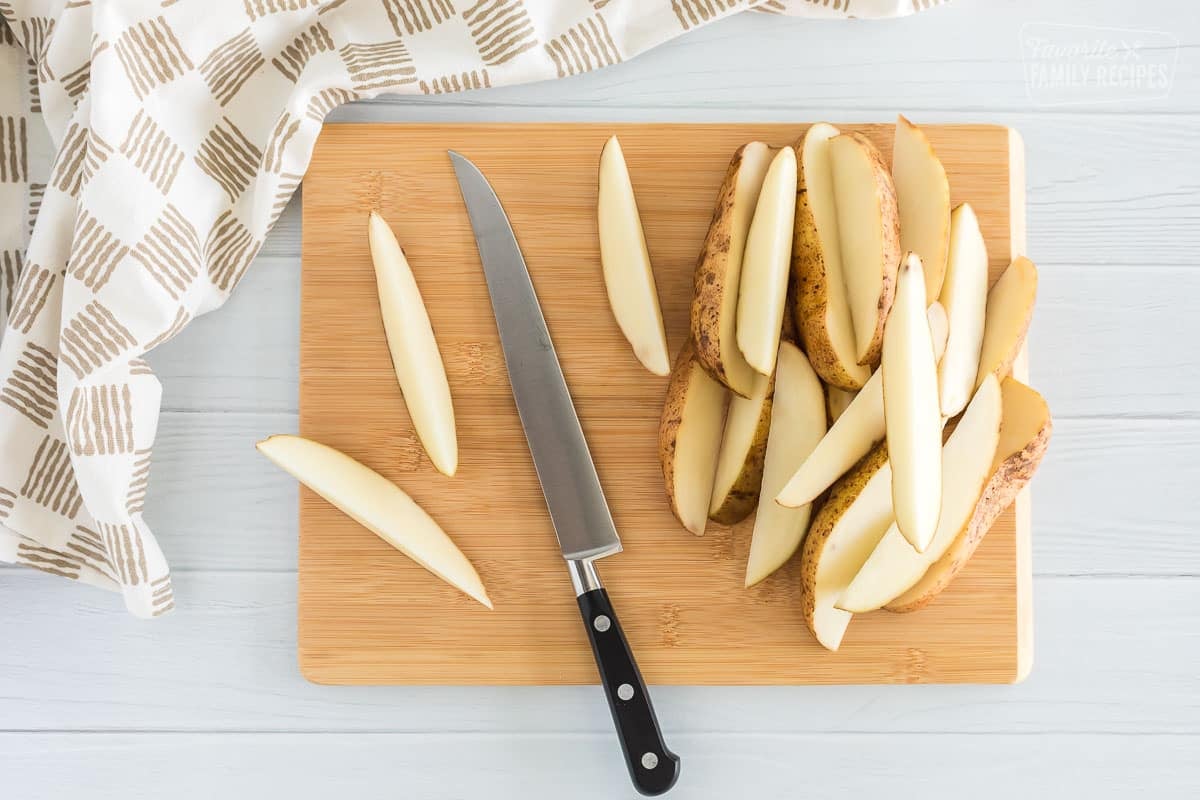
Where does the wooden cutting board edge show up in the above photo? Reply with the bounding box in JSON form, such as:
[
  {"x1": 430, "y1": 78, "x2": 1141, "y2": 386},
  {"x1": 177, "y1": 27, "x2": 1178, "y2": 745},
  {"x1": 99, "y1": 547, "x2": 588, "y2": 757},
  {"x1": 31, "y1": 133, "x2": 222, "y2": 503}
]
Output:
[{"x1": 1009, "y1": 127, "x2": 1033, "y2": 683}]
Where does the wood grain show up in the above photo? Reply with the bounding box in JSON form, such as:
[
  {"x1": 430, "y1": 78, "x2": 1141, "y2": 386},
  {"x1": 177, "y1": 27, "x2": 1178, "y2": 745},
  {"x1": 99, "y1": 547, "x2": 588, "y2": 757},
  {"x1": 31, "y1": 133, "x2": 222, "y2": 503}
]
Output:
[
  {"x1": 299, "y1": 123, "x2": 1027, "y2": 685},
  {"x1": 4, "y1": 571, "x2": 1197, "y2": 733},
  {"x1": 4, "y1": 4, "x2": 1199, "y2": 794},
  {"x1": 6, "y1": 732, "x2": 1197, "y2": 800}
]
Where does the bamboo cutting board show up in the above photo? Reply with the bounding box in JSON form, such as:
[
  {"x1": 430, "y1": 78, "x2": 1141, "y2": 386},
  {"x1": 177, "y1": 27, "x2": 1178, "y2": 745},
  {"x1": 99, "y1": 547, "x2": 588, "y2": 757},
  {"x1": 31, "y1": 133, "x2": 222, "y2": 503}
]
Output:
[{"x1": 299, "y1": 123, "x2": 1030, "y2": 685}]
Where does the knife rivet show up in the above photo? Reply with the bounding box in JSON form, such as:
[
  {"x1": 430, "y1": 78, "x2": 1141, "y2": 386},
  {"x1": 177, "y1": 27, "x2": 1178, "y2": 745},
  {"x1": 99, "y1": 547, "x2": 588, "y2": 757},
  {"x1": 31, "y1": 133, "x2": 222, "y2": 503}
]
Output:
[
  {"x1": 617, "y1": 683, "x2": 634, "y2": 701},
  {"x1": 593, "y1": 614, "x2": 611, "y2": 632},
  {"x1": 641, "y1": 752, "x2": 659, "y2": 770}
]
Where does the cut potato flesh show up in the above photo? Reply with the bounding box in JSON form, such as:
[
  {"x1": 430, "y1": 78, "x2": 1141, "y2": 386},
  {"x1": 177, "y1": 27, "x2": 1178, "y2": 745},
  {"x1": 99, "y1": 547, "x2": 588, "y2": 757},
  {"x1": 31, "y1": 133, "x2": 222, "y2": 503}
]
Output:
[
  {"x1": 659, "y1": 341, "x2": 729, "y2": 536},
  {"x1": 976, "y1": 255, "x2": 1038, "y2": 390},
  {"x1": 368, "y1": 211, "x2": 458, "y2": 477},
  {"x1": 829, "y1": 132, "x2": 901, "y2": 367},
  {"x1": 938, "y1": 203, "x2": 989, "y2": 417},
  {"x1": 745, "y1": 342, "x2": 826, "y2": 586},
  {"x1": 799, "y1": 444, "x2": 894, "y2": 651},
  {"x1": 888, "y1": 378, "x2": 1052, "y2": 612},
  {"x1": 836, "y1": 374, "x2": 1003, "y2": 614},
  {"x1": 737, "y1": 145, "x2": 798, "y2": 376},
  {"x1": 882, "y1": 253, "x2": 942, "y2": 552},
  {"x1": 776, "y1": 302, "x2": 948, "y2": 509},
  {"x1": 793, "y1": 124, "x2": 870, "y2": 390},
  {"x1": 926, "y1": 299, "x2": 948, "y2": 357},
  {"x1": 691, "y1": 143, "x2": 773, "y2": 397},
  {"x1": 257, "y1": 435, "x2": 491, "y2": 608},
  {"x1": 893, "y1": 115, "x2": 951, "y2": 300},
  {"x1": 597, "y1": 135, "x2": 670, "y2": 376},
  {"x1": 709, "y1": 370, "x2": 773, "y2": 525},
  {"x1": 825, "y1": 386, "x2": 857, "y2": 424}
]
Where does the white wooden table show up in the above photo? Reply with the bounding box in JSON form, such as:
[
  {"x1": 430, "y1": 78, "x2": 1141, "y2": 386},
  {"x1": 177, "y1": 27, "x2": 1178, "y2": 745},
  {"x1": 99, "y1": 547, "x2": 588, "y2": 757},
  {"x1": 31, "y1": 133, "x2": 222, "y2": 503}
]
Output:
[{"x1": 3, "y1": 2, "x2": 1198, "y2": 797}]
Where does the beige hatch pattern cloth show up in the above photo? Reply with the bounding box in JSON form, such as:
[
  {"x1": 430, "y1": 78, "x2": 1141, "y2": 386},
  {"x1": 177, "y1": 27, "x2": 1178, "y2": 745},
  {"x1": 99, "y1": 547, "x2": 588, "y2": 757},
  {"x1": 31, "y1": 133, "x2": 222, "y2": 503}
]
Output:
[{"x1": 0, "y1": 0, "x2": 942, "y2": 617}]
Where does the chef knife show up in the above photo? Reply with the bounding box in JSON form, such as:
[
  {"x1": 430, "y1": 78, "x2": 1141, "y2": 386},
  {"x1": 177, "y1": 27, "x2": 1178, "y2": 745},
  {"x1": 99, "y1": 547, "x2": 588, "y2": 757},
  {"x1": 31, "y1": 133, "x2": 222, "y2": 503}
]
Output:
[{"x1": 449, "y1": 151, "x2": 680, "y2": 796}]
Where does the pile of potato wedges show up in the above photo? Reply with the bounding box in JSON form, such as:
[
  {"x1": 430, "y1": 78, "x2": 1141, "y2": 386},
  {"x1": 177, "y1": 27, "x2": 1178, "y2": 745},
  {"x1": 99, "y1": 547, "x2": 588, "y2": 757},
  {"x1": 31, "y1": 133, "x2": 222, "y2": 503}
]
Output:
[{"x1": 598, "y1": 118, "x2": 1050, "y2": 652}]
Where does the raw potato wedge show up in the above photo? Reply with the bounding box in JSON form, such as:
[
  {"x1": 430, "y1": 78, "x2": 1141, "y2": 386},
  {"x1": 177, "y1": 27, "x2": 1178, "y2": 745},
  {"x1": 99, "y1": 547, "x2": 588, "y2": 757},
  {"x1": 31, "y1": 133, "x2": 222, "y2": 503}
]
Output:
[
  {"x1": 691, "y1": 143, "x2": 773, "y2": 397},
  {"x1": 745, "y1": 341, "x2": 826, "y2": 587},
  {"x1": 709, "y1": 371, "x2": 774, "y2": 525},
  {"x1": 826, "y1": 386, "x2": 856, "y2": 424},
  {"x1": 257, "y1": 435, "x2": 491, "y2": 608},
  {"x1": 836, "y1": 375, "x2": 1003, "y2": 614},
  {"x1": 882, "y1": 253, "x2": 942, "y2": 552},
  {"x1": 829, "y1": 132, "x2": 901, "y2": 367},
  {"x1": 792, "y1": 124, "x2": 870, "y2": 391},
  {"x1": 888, "y1": 378, "x2": 1052, "y2": 612},
  {"x1": 938, "y1": 203, "x2": 989, "y2": 418},
  {"x1": 976, "y1": 255, "x2": 1039, "y2": 390},
  {"x1": 737, "y1": 145, "x2": 798, "y2": 376},
  {"x1": 597, "y1": 135, "x2": 670, "y2": 376},
  {"x1": 659, "y1": 341, "x2": 729, "y2": 536},
  {"x1": 799, "y1": 443, "x2": 895, "y2": 651},
  {"x1": 893, "y1": 115, "x2": 952, "y2": 300},
  {"x1": 776, "y1": 302, "x2": 948, "y2": 509},
  {"x1": 368, "y1": 211, "x2": 458, "y2": 477},
  {"x1": 926, "y1": 299, "x2": 949, "y2": 356}
]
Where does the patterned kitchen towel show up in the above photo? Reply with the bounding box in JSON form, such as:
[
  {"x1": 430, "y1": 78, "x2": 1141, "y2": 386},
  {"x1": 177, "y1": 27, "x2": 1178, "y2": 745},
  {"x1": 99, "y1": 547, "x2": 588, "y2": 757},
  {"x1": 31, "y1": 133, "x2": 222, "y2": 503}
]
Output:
[{"x1": 0, "y1": 0, "x2": 946, "y2": 617}]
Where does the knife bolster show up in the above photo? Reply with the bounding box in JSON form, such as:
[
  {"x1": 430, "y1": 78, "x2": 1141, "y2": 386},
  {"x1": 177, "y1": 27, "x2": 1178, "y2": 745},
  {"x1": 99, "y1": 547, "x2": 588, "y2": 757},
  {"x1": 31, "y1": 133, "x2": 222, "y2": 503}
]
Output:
[{"x1": 568, "y1": 558, "x2": 602, "y2": 596}]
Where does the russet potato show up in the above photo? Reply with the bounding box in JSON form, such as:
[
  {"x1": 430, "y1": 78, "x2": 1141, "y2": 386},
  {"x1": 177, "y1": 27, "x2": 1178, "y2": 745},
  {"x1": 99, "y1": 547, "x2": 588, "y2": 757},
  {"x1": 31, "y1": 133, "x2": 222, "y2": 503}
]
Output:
[
  {"x1": 837, "y1": 374, "x2": 1003, "y2": 614},
  {"x1": 691, "y1": 143, "x2": 773, "y2": 397},
  {"x1": 887, "y1": 378, "x2": 1051, "y2": 612},
  {"x1": 658, "y1": 340, "x2": 729, "y2": 536}
]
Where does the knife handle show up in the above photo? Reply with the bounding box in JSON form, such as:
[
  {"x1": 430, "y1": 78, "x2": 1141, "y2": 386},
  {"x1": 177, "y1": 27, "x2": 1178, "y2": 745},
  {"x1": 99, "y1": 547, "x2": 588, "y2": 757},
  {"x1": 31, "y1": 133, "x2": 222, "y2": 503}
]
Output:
[{"x1": 575, "y1": 572, "x2": 680, "y2": 796}]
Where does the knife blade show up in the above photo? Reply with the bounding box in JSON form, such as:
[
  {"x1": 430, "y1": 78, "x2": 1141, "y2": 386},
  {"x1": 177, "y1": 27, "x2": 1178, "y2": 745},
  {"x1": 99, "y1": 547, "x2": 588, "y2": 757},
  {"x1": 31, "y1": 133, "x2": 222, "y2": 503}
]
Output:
[
  {"x1": 448, "y1": 151, "x2": 619, "y2": 562},
  {"x1": 450, "y1": 150, "x2": 680, "y2": 796}
]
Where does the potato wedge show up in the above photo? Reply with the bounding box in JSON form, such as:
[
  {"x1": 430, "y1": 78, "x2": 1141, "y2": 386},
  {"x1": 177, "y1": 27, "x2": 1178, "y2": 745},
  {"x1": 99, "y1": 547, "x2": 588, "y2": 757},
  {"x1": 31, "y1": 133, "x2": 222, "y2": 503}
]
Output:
[
  {"x1": 976, "y1": 255, "x2": 1039, "y2": 390},
  {"x1": 737, "y1": 145, "x2": 798, "y2": 376},
  {"x1": 777, "y1": 302, "x2": 948, "y2": 509},
  {"x1": 691, "y1": 143, "x2": 773, "y2": 396},
  {"x1": 829, "y1": 132, "x2": 901, "y2": 367},
  {"x1": 597, "y1": 135, "x2": 670, "y2": 376},
  {"x1": 893, "y1": 115, "x2": 951, "y2": 299},
  {"x1": 825, "y1": 386, "x2": 856, "y2": 424},
  {"x1": 799, "y1": 443, "x2": 894, "y2": 651},
  {"x1": 887, "y1": 378, "x2": 1051, "y2": 612},
  {"x1": 368, "y1": 211, "x2": 458, "y2": 477},
  {"x1": 709, "y1": 370, "x2": 773, "y2": 525},
  {"x1": 926, "y1": 299, "x2": 949, "y2": 356},
  {"x1": 257, "y1": 435, "x2": 491, "y2": 608},
  {"x1": 882, "y1": 253, "x2": 942, "y2": 552},
  {"x1": 745, "y1": 342, "x2": 826, "y2": 586},
  {"x1": 792, "y1": 124, "x2": 870, "y2": 391},
  {"x1": 659, "y1": 341, "x2": 729, "y2": 536},
  {"x1": 836, "y1": 375, "x2": 1003, "y2": 614},
  {"x1": 938, "y1": 203, "x2": 989, "y2": 417}
]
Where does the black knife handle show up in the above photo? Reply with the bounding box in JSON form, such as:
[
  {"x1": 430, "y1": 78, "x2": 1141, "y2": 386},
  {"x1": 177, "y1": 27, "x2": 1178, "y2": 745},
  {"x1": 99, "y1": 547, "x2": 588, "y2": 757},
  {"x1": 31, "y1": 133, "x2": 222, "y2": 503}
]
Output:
[{"x1": 577, "y1": 586, "x2": 681, "y2": 796}]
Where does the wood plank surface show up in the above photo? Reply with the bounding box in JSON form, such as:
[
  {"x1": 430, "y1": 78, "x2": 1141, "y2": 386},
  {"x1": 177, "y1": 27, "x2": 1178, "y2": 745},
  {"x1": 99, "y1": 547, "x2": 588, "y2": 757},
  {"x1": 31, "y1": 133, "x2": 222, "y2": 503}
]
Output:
[
  {"x1": 5, "y1": 732, "x2": 1196, "y2": 800},
  {"x1": 2, "y1": 571, "x2": 1195, "y2": 732},
  {"x1": 299, "y1": 122, "x2": 1026, "y2": 684},
  {"x1": 4, "y1": 2, "x2": 1199, "y2": 795}
]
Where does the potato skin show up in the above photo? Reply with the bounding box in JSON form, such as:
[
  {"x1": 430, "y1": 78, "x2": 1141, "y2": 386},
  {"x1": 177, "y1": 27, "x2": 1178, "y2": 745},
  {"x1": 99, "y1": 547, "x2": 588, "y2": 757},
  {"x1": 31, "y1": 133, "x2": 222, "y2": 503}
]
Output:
[
  {"x1": 708, "y1": 373, "x2": 775, "y2": 525},
  {"x1": 791, "y1": 131, "x2": 880, "y2": 391},
  {"x1": 841, "y1": 131, "x2": 901, "y2": 369},
  {"x1": 658, "y1": 340, "x2": 700, "y2": 527},
  {"x1": 793, "y1": 177, "x2": 868, "y2": 391},
  {"x1": 781, "y1": 268, "x2": 800, "y2": 346},
  {"x1": 886, "y1": 392, "x2": 1052, "y2": 613},
  {"x1": 691, "y1": 145, "x2": 755, "y2": 397},
  {"x1": 798, "y1": 442, "x2": 889, "y2": 636}
]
